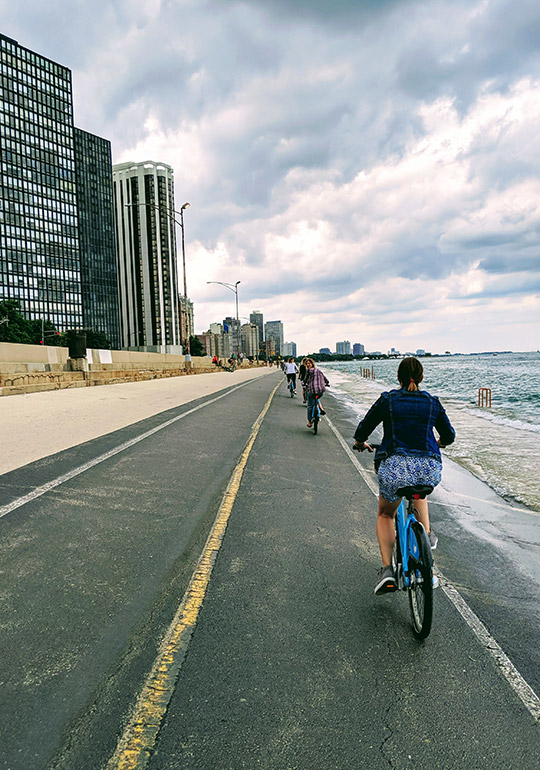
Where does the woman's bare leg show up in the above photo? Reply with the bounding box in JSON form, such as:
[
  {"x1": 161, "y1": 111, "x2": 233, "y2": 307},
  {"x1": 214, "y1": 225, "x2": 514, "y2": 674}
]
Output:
[
  {"x1": 377, "y1": 496, "x2": 400, "y2": 566},
  {"x1": 413, "y1": 497, "x2": 430, "y2": 533}
]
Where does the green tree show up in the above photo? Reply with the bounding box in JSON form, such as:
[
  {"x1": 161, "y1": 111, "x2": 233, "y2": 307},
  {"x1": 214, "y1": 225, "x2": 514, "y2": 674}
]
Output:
[
  {"x1": 83, "y1": 329, "x2": 112, "y2": 349},
  {"x1": 57, "y1": 328, "x2": 112, "y2": 350},
  {"x1": 0, "y1": 300, "x2": 61, "y2": 345},
  {"x1": 0, "y1": 301, "x2": 111, "y2": 349},
  {"x1": 189, "y1": 335, "x2": 205, "y2": 357}
]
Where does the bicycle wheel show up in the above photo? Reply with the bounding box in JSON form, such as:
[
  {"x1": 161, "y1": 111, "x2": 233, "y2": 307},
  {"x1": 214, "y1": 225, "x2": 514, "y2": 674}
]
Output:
[
  {"x1": 407, "y1": 521, "x2": 433, "y2": 639},
  {"x1": 312, "y1": 414, "x2": 319, "y2": 434},
  {"x1": 290, "y1": 382, "x2": 294, "y2": 397}
]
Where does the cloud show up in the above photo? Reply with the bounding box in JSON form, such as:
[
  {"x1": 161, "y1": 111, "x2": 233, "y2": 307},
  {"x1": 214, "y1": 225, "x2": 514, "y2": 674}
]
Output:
[{"x1": 1, "y1": 0, "x2": 540, "y2": 352}]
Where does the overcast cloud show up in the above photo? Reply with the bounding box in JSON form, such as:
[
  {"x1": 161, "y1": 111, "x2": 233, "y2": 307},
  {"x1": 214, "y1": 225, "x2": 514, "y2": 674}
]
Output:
[{"x1": 2, "y1": 0, "x2": 539, "y2": 353}]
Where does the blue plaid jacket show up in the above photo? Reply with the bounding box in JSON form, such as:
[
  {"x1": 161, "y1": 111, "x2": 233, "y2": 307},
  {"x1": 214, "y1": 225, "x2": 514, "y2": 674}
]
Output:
[{"x1": 354, "y1": 388, "x2": 455, "y2": 464}]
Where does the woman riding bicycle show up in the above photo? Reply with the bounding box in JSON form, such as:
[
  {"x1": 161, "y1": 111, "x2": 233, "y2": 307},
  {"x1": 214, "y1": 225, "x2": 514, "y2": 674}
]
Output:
[
  {"x1": 285, "y1": 357, "x2": 299, "y2": 393},
  {"x1": 304, "y1": 358, "x2": 329, "y2": 428},
  {"x1": 353, "y1": 357, "x2": 455, "y2": 594}
]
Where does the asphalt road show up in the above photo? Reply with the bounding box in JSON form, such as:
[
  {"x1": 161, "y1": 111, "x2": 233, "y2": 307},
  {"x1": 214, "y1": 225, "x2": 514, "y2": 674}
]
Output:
[{"x1": 1, "y1": 371, "x2": 538, "y2": 769}]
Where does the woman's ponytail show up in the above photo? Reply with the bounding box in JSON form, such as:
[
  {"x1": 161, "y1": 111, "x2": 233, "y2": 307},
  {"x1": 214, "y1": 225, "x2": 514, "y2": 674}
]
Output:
[{"x1": 397, "y1": 357, "x2": 423, "y2": 391}]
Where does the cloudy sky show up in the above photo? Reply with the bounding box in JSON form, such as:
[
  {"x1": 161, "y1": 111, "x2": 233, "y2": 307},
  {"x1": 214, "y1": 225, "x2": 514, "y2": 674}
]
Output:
[{"x1": 3, "y1": 0, "x2": 540, "y2": 353}]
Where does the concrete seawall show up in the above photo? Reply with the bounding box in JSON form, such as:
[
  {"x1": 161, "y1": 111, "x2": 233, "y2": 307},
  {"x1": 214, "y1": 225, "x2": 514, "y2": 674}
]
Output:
[{"x1": 0, "y1": 342, "x2": 265, "y2": 396}]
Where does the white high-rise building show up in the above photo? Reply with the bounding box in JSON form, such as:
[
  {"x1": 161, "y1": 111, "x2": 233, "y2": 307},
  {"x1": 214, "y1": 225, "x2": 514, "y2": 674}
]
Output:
[
  {"x1": 113, "y1": 160, "x2": 181, "y2": 350},
  {"x1": 336, "y1": 340, "x2": 351, "y2": 355},
  {"x1": 282, "y1": 341, "x2": 297, "y2": 358}
]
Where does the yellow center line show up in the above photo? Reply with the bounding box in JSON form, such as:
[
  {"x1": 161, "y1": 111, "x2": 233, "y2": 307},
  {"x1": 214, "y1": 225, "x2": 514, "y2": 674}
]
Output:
[{"x1": 106, "y1": 380, "x2": 281, "y2": 770}]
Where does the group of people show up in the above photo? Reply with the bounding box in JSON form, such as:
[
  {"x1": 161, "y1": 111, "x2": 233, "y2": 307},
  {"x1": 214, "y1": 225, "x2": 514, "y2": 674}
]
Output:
[
  {"x1": 284, "y1": 357, "x2": 330, "y2": 428},
  {"x1": 211, "y1": 352, "x2": 245, "y2": 371},
  {"x1": 282, "y1": 355, "x2": 456, "y2": 596}
]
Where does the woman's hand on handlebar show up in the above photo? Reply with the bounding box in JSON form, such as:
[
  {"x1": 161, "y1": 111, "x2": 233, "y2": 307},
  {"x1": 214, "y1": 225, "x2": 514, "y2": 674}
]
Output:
[{"x1": 353, "y1": 440, "x2": 374, "y2": 453}]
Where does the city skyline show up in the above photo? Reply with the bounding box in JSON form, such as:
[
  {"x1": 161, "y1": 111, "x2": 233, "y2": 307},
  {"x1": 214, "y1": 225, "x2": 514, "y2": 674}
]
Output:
[{"x1": 1, "y1": 2, "x2": 540, "y2": 354}]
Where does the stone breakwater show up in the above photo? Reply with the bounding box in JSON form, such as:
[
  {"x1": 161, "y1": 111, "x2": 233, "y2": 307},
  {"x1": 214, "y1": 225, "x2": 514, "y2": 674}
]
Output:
[{"x1": 0, "y1": 342, "x2": 265, "y2": 396}]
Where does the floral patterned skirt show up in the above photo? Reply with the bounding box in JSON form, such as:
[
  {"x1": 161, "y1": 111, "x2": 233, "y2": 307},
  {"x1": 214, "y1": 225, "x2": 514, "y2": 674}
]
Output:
[{"x1": 377, "y1": 454, "x2": 442, "y2": 503}]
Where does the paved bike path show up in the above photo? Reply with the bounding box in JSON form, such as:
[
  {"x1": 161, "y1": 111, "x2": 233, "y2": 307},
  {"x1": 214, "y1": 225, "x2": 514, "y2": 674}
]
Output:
[
  {"x1": 0, "y1": 373, "x2": 279, "y2": 770},
  {"x1": 148, "y1": 380, "x2": 538, "y2": 770}
]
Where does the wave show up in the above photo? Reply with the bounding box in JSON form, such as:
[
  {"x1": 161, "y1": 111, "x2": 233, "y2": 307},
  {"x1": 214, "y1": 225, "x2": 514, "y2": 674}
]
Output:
[
  {"x1": 458, "y1": 405, "x2": 540, "y2": 435},
  {"x1": 322, "y1": 364, "x2": 540, "y2": 514}
]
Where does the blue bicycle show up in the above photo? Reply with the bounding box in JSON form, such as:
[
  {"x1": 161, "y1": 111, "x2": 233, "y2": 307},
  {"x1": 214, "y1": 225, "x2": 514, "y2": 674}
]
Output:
[
  {"x1": 357, "y1": 443, "x2": 435, "y2": 639},
  {"x1": 392, "y1": 484, "x2": 434, "y2": 639}
]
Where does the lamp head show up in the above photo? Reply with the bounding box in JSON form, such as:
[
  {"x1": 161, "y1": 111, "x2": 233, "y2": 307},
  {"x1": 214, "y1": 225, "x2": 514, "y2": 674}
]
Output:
[{"x1": 181, "y1": 202, "x2": 191, "y2": 211}]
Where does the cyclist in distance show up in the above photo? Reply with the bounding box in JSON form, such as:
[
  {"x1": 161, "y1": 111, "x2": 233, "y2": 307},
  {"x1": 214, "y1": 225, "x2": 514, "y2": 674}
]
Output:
[
  {"x1": 352, "y1": 357, "x2": 455, "y2": 595},
  {"x1": 304, "y1": 358, "x2": 329, "y2": 428},
  {"x1": 285, "y1": 357, "x2": 299, "y2": 394},
  {"x1": 298, "y1": 358, "x2": 308, "y2": 403}
]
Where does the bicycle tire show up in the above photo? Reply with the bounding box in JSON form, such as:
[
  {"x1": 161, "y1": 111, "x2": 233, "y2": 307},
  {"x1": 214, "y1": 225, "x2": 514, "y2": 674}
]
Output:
[
  {"x1": 407, "y1": 521, "x2": 433, "y2": 639},
  {"x1": 312, "y1": 415, "x2": 319, "y2": 434}
]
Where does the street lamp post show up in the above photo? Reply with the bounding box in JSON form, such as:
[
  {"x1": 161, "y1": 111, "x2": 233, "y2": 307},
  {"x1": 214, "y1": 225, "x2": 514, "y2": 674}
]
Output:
[
  {"x1": 206, "y1": 280, "x2": 241, "y2": 356},
  {"x1": 125, "y1": 200, "x2": 191, "y2": 356},
  {"x1": 179, "y1": 202, "x2": 191, "y2": 358}
]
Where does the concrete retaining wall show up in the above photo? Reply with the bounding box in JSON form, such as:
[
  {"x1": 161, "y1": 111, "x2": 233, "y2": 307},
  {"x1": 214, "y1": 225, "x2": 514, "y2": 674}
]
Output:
[{"x1": 0, "y1": 342, "x2": 259, "y2": 396}]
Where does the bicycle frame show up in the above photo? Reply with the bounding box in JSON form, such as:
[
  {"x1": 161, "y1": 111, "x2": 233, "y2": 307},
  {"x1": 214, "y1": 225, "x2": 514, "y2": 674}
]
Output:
[{"x1": 394, "y1": 497, "x2": 431, "y2": 590}]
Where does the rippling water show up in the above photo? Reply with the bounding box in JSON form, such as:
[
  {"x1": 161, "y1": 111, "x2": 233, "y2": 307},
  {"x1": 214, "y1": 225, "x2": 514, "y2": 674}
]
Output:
[{"x1": 321, "y1": 352, "x2": 540, "y2": 513}]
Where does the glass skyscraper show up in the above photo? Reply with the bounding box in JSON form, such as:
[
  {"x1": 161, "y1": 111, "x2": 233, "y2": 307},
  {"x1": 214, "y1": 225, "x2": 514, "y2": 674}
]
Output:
[
  {"x1": 74, "y1": 127, "x2": 120, "y2": 347},
  {"x1": 0, "y1": 33, "x2": 82, "y2": 330},
  {"x1": 0, "y1": 33, "x2": 121, "y2": 345}
]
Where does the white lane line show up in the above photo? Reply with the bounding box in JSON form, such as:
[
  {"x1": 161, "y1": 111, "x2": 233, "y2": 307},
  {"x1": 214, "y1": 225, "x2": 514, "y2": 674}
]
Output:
[
  {"x1": 0, "y1": 379, "x2": 257, "y2": 520},
  {"x1": 326, "y1": 415, "x2": 540, "y2": 725}
]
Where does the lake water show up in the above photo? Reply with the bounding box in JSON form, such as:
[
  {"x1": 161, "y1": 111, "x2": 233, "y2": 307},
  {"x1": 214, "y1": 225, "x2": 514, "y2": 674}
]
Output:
[{"x1": 320, "y1": 352, "x2": 540, "y2": 513}]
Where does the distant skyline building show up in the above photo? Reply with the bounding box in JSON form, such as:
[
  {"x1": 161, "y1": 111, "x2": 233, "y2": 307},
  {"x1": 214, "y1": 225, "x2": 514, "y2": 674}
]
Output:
[
  {"x1": 112, "y1": 160, "x2": 181, "y2": 350},
  {"x1": 241, "y1": 322, "x2": 259, "y2": 357},
  {"x1": 249, "y1": 310, "x2": 264, "y2": 350},
  {"x1": 223, "y1": 315, "x2": 241, "y2": 354},
  {"x1": 282, "y1": 341, "x2": 297, "y2": 358},
  {"x1": 319, "y1": 347, "x2": 332, "y2": 355},
  {"x1": 74, "y1": 127, "x2": 120, "y2": 347},
  {"x1": 336, "y1": 340, "x2": 351, "y2": 355},
  {"x1": 0, "y1": 34, "x2": 84, "y2": 332},
  {"x1": 179, "y1": 294, "x2": 194, "y2": 344},
  {"x1": 206, "y1": 321, "x2": 226, "y2": 358},
  {"x1": 353, "y1": 342, "x2": 365, "y2": 356},
  {"x1": 264, "y1": 320, "x2": 284, "y2": 356}
]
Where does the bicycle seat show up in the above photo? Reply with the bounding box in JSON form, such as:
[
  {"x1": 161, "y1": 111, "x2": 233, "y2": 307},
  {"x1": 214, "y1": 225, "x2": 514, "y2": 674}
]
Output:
[{"x1": 397, "y1": 485, "x2": 433, "y2": 500}]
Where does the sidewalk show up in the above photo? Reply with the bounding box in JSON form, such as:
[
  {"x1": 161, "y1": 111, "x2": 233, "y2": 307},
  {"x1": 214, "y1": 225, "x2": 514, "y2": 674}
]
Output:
[{"x1": 0, "y1": 366, "x2": 271, "y2": 474}]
